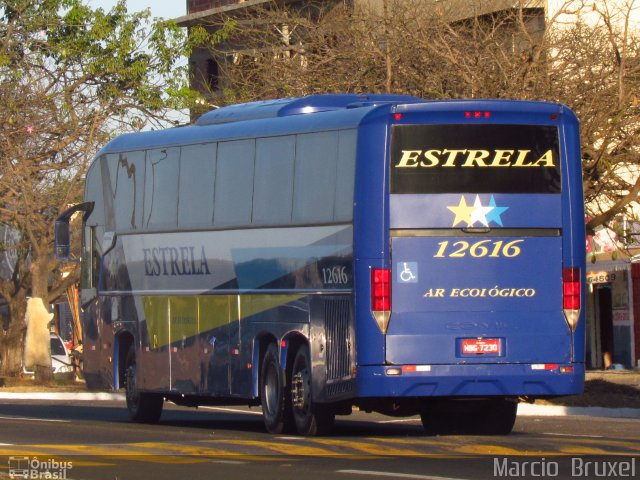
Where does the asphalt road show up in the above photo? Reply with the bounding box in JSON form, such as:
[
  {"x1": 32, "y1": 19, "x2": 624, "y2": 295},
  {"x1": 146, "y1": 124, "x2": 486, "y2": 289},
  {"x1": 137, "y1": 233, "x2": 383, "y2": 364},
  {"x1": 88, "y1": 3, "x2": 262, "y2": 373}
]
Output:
[{"x1": 0, "y1": 400, "x2": 638, "y2": 480}]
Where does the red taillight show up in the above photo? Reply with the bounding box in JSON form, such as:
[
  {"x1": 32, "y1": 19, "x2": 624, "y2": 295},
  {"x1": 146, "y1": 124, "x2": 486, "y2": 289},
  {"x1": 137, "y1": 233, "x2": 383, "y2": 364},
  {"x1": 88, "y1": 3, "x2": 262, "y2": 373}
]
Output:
[
  {"x1": 562, "y1": 267, "x2": 581, "y2": 331},
  {"x1": 465, "y1": 111, "x2": 491, "y2": 119},
  {"x1": 371, "y1": 268, "x2": 391, "y2": 311},
  {"x1": 563, "y1": 267, "x2": 580, "y2": 310},
  {"x1": 371, "y1": 268, "x2": 391, "y2": 333}
]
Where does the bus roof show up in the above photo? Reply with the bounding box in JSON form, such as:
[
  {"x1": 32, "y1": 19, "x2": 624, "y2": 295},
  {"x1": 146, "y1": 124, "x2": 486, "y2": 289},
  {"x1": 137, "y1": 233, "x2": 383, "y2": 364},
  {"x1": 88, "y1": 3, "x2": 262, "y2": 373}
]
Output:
[
  {"x1": 195, "y1": 94, "x2": 423, "y2": 125},
  {"x1": 96, "y1": 94, "x2": 423, "y2": 156}
]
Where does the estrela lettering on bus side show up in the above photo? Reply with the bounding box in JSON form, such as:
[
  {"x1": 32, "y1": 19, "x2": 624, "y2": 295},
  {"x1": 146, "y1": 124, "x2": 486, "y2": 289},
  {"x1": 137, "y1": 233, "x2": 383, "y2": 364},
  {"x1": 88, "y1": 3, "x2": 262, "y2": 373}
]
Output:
[{"x1": 395, "y1": 149, "x2": 555, "y2": 168}]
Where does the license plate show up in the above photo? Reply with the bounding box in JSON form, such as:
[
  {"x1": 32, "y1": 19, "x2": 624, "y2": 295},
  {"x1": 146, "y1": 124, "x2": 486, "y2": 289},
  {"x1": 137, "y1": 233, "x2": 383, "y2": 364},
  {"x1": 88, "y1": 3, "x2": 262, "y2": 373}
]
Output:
[{"x1": 461, "y1": 338, "x2": 501, "y2": 355}]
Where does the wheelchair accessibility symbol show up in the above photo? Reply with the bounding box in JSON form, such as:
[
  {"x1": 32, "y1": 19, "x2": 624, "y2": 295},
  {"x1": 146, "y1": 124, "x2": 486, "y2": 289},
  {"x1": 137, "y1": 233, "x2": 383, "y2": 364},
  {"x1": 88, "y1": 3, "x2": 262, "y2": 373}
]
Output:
[{"x1": 397, "y1": 262, "x2": 418, "y2": 283}]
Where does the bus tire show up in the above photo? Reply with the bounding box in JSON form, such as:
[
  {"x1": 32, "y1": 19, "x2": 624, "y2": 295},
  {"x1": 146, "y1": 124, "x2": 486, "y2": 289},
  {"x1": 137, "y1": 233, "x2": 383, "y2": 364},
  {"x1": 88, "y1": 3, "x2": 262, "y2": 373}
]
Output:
[
  {"x1": 124, "y1": 348, "x2": 163, "y2": 424},
  {"x1": 260, "y1": 344, "x2": 293, "y2": 434},
  {"x1": 477, "y1": 398, "x2": 518, "y2": 435},
  {"x1": 420, "y1": 405, "x2": 449, "y2": 435},
  {"x1": 290, "y1": 344, "x2": 335, "y2": 436}
]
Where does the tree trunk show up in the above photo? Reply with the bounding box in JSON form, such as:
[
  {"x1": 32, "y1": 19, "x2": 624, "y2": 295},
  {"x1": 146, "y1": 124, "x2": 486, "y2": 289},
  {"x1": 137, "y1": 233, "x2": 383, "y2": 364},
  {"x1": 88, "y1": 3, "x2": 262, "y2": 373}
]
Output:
[
  {"x1": 0, "y1": 297, "x2": 26, "y2": 376},
  {"x1": 25, "y1": 262, "x2": 53, "y2": 384}
]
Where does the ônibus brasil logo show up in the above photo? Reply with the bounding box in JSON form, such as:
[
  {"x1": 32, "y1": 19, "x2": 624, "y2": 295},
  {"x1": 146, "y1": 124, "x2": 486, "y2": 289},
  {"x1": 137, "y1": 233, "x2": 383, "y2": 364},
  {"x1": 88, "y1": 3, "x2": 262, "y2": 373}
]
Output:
[{"x1": 8, "y1": 456, "x2": 73, "y2": 479}]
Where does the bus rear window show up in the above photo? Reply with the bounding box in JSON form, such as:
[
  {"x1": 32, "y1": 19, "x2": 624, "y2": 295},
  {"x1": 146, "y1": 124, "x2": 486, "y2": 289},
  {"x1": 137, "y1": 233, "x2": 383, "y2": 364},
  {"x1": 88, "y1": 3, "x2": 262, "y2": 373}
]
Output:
[{"x1": 390, "y1": 124, "x2": 561, "y2": 194}]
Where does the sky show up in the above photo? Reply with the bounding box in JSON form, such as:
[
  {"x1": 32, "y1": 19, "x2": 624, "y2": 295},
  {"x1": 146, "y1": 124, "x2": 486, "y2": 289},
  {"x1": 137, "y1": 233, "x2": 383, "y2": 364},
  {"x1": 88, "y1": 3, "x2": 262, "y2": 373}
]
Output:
[
  {"x1": 87, "y1": 0, "x2": 185, "y2": 20},
  {"x1": 87, "y1": 0, "x2": 190, "y2": 124}
]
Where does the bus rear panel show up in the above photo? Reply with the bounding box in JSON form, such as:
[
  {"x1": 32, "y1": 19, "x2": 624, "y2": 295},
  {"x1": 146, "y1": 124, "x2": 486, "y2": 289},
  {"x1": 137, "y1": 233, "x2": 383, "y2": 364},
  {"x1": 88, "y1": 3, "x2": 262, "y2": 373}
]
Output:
[{"x1": 356, "y1": 102, "x2": 585, "y2": 406}]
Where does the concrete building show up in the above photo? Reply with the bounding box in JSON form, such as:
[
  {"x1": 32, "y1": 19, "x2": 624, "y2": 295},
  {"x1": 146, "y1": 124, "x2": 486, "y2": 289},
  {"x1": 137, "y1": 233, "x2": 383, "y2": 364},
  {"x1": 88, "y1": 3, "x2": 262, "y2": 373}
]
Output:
[
  {"x1": 176, "y1": 0, "x2": 345, "y2": 100},
  {"x1": 585, "y1": 224, "x2": 640, "y2": 370},
  {"x1": 175, "y1": 1, "x2": 547, "y2": 101}
]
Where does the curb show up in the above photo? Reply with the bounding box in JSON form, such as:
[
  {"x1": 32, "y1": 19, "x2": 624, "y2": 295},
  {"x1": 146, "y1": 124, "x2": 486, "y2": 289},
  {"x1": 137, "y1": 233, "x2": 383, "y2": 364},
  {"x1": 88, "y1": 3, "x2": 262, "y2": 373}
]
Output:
[
  {"x1": 0, "y1": 392, "x2": 124, "y2": 401},
  {"x1": 518, "y1": 402, "x2": 640, "y2": 419},
  {"x1": 0, "y1": 392, "x2": 639, "y2": 419}
]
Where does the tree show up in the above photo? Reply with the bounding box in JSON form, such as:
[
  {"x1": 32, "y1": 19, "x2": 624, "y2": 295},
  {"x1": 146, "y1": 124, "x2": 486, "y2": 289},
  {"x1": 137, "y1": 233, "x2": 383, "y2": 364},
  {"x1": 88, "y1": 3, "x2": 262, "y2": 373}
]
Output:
[
  {"x1": 197, "y1": 0, "x2": 640, "y2": 235},
  {"x1": 0, "y1": 0, "x2": 198, "y2": 379}
]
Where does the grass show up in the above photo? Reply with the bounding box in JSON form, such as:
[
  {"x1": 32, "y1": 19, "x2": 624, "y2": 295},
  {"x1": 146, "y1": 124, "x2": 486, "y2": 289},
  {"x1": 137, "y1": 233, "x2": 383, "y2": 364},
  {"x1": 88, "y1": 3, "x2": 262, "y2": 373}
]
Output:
[
  {"x1": 0, "y1": 375, "x2": 86, "y2": 392},
  {"x1": 539, "y1": 378, "x2": 640, "y2": 409}
]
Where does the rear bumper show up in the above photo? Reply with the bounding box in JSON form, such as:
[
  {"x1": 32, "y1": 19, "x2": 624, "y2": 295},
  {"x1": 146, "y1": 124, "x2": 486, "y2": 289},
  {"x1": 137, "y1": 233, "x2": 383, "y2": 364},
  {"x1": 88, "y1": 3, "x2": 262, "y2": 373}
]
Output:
[{"x1": 356, "y1": 363, "x2": 584, "y2": 398}]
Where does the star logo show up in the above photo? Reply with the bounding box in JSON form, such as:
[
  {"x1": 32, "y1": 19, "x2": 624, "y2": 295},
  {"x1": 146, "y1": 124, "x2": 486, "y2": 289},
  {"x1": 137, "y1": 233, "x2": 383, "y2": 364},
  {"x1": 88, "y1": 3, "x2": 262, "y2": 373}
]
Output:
[
  {"x1": 485, "y1": 196, "x2": 509, "y2": 227},
  {"x1": 447, "y1": 195, "x2": 509, "y2": 227},
  {"x1": 447, "y1": 196, "x2": 474, "y2": 227}
]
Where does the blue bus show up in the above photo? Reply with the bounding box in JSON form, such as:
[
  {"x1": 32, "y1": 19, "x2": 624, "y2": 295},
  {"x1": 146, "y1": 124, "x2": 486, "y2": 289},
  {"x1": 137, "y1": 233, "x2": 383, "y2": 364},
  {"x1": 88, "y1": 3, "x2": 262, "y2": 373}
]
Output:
[{"x1": 55, "y1": 94, "x2": 585, "y2": 435}]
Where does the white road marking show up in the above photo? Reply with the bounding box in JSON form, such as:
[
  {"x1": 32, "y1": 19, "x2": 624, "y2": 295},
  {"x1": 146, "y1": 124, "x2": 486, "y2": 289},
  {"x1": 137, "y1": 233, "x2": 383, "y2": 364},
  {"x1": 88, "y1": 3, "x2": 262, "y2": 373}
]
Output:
[
  {"x1": 376, "y1": 418, "x2": 420, "y2": 424},
  {"x1": 337, "y1": 470, "x2": 469, "y2": 480},
  {"x1": 544, "y1": 432, "x2": 605, "y2": 438},
  {"x1": 198, "y1": 406, "x2": 263, "y2": 415},
  {"x1": 0, "y1": 415, "x2": 70, "y2": 423}
]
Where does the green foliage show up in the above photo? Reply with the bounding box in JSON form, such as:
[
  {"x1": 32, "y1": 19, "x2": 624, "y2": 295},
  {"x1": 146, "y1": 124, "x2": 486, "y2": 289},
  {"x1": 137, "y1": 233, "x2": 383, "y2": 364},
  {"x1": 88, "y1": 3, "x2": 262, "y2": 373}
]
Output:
[
  {"x1": 0, "y1": 0, "x2": 217, "y2": 369},
  {"x1": 0, "y1": 0, "x2": 195, "y2": 116}
]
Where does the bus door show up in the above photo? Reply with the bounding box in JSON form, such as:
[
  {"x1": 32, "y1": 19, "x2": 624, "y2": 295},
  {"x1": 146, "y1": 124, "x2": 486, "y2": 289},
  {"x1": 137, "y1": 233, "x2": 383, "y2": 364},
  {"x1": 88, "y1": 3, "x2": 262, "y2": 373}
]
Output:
[
  {"x1": 139, "y1": 296, "x2": 170, "y2": 391},
  {"x1": 387, "y1": 122, "x2": 572, "y2": 367},
  {"x1": 198, "y1": 295, "x2": 234, "y2": 395},
  {"x1": 169, "y1": 296, "x2": 200, "y2": 393},
  {"x1": 79, "y1": 224, "x2": 112, "y2": 388}
]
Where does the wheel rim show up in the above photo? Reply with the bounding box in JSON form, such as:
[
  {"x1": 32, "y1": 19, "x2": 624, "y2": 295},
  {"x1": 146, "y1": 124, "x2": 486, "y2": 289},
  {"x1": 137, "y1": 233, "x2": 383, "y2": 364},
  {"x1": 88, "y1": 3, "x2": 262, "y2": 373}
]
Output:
[
  {"x1": 292, "y1": 357, "x2": 310, "y2": 417},
  {"x1": 264, "y1": 361, "x2": 279, "y2": 416},
  {"x1": 125, "y1": 362, "x2": 139, "y2": 408}
]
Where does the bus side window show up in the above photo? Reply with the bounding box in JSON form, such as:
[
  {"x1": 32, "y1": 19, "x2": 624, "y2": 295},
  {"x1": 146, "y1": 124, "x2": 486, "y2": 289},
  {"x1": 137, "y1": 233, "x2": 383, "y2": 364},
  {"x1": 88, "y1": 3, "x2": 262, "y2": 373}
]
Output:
[
  {"x1": 214, "y1": 139, "x2": 255, "y2": 226},
  {"x1": 293, "y1": 131, "x2": 338, "y2": 224},
  {"x1": 80, "y1": 227, "x2": 93, "y2": 290},
  {"x1": 144, "y1": 148, "x2": 179, "y2": 229},
  {"x1": 92, "y1": 234, "x2": 100, "y2": 290},
  {"x1": 80, "y1": 226, "x2": 100, "y2": 294},
  {"x1": 334, "y1": 129, "x2": 357, "y2": 222},
  {"x1": 253, "y1": 136, "x2": 295, "y2": 225},
  {"x1": 114, "y1": 151, "x2": 145, "y2": 230},
  {"x1": 80, "y1": 226, "x2": 100, "y2": 305},
  {"x1": 178, "y1": 143, "x2": 216, "y2": 228}
]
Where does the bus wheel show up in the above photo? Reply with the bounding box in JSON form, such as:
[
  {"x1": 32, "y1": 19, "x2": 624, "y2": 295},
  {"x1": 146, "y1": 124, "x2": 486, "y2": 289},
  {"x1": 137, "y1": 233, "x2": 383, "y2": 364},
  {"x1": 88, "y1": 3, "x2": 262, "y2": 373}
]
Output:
[
  {"x1": 476, "y1": 399, "x2": 518, "y2": 435},
  {"x1": 421, "y1": 399, "x2": 517, "y2": 435},
  {"x1": 420, "y1": 405, "x2": 450, "y2": 435},
  {"x1": 124, "y1": 348, "x2": 163, "y2": 423},
  {"x1": 290, "y1": 344, "x2": 334, "y2": 436},
  {"x1": 260, "y1": 344, "x2": 293, "y2": 434}
]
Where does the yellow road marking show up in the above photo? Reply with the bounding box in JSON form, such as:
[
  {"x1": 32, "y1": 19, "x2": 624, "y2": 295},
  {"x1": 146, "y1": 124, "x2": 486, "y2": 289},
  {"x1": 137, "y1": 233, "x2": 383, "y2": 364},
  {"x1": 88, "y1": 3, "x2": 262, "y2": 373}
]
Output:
[
  {"x1": 211, "y1": 439, "x2": 334, "y2": 456},
  {"x1": 30, "y1": 443, "x2": 151, "y2": 457},
  {"x1": 559, "y1": 446, "x2": 627, "y2": 455},
  {"x1": 366, "y1": 436, "x2": 640, "y2": 457},
  {"x1": 450, "y1": 444, "x2": 564, "y2": 456},
  {"x1": 308, "y1": 438, "x2": 428, "y2": 456},
  {"x1": 551, "y1": 436, "x2": 640, "y2": 452},
  {"x1": 19, "y1": 442, "x2": 285, "y2": 463},
  {"x1": 0, "y1": 447, "x2": 60, "y2": 457},
  {"x1": 4, "y1": 434, "x2": 640, "y2": 465},
  {"x1": 126, "y1": 442, "x2": 234, "y2": 456}
]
